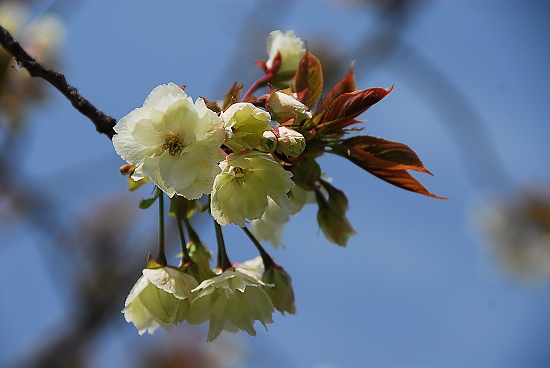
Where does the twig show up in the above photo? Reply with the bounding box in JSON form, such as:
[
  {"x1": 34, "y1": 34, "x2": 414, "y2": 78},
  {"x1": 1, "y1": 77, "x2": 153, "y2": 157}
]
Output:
[{"x1": 0, "y1": 25, "x2": 116, "y2": 139}]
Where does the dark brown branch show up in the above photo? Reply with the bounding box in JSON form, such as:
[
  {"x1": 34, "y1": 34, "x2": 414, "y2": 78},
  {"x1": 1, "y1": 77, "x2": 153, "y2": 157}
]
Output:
[{"x1": 0, "y1": 25, "x2": 116, "y2": 139}]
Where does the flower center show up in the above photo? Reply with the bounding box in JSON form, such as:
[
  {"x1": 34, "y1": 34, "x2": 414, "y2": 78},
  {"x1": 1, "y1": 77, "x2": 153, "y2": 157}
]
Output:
[
  {"x1": 162, "y1": 133, "x2": 185, "y2": 156},
  {"x1": 229, "y1": 166, "x2": 249, "y2": 178}
]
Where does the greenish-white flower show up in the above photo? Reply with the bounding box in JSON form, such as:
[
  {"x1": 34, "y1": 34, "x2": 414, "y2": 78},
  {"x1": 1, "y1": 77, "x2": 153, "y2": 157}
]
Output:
[
  {"x1": 113, "y1": 83, "x2": 226, "y2": 199},
  {"x1": 221, "y1": 102, "x2": 272, "y2": 152},
  {"x1": 250, "y1": 197, "x2": 289, "y2": 248},
  {"x1": 187, "y1": 269, "x2": 274, "y2": 342},
  {"x1": 275, "y1": 126, "x2": 306, "y2": 158},
  {"x1": 265, "y1": 30, "x2": 305, "y2": 87},
  {"x1": 234, "y1": 256, "x2": 264, "y2": 278},
  {"x1": 250, "y1": 186, "x2": 314, "y2": 248},
  {"x1": 211, "y1": 151, "x2": 295, "y2": 226},
  {"x1": 122, "y1": 266, "x2": 198, "y2": 335},
  {"x1": 268, "y1": 91, "x2": 312, "y2": 125}
]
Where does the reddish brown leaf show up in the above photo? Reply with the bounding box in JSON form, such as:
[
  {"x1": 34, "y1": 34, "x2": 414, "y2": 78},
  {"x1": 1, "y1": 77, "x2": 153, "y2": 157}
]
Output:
[
  {"x1": 293, "y1": 49, "x2": 323, "y2": 109},
  {"x1": 222, "y1": 82, "x2": 243, "y2": 109},
  {"x1": 317, "y1": 65, "x2": 357, "y2": 115},
  {"x1": 342, "y1": 136, "x2": 431, "y2": 173},
  {"x1": 338, "y1": 138, "x2": 446, "y2": 199},
  {"x1": 317, "y1": 86, "x2": 393, "y2": 134}
]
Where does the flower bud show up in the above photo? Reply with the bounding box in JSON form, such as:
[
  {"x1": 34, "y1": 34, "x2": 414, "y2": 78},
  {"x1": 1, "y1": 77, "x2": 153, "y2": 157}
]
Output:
[
  {"x1": 186, "y1": 240, "x2": 212, "y2": 276},
  {"x1": 119, "y1": 163, "x2": 136, "y2": 176},
  {"x1": 275, "y1": 126, "x2": 306, "y2": 158},
  {"x1": 268, "y1": 91, "x2": 311, "y2": 125},
  {"x1": 221, "y1": 102, "x2": 272, "y2": 152},
  {"x1": 127, "y1": 176, "x2": 149, "y2": 192},
  {"x1": 316, "y1": 190, "x2": 356, "y2": 246},
  {"x1": 265, "y1": 30, "x2": 305, "y2": 88},
  {"x1": 257, "y1": 130, "x2": 277, "y2": 153},
  {"x1": 262, "y1": 264, "x2": 296, "y2": 314}
]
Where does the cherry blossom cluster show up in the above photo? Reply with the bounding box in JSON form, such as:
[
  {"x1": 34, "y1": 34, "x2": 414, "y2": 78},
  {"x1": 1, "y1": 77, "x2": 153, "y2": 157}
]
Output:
[{"x1": 113, "y1": 30, "x2": 442, "y2": 341}]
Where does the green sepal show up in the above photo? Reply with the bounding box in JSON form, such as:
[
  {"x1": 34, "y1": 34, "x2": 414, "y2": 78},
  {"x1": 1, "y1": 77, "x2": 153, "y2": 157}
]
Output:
[
  {"x1": 139, "y1": 187, "x2": 161, "y2": 209},
  {"x1": 146, "y1": 254, "x2": 164, "y2": 269}
]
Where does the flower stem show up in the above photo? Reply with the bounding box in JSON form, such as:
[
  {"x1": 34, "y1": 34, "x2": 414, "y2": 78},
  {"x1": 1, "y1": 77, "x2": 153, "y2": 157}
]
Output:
[
  {"x1": 214, "y1": 220, "x2": 232, "y2": 271},
  {"x1": 176, "y1": 217, "x2": 191, "y2": 265},
  {"x1": 242, "y1": 72, "x2": 273, "y2": 102},
  {"x1": 182, "y1": 215, "x2": 201, "y2": 245},
  {"x1": 157, "y1": 188, "x2": 167, "y2": 266},
  {"x1": 242, "y1": 226, "x2": 275, "y2": 269}
]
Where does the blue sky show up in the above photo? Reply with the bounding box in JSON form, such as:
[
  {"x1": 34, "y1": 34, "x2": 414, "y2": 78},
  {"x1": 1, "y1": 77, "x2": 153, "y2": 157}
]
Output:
[{"x1": 1, "y1": 1, "x2": 549, "y2": 367}]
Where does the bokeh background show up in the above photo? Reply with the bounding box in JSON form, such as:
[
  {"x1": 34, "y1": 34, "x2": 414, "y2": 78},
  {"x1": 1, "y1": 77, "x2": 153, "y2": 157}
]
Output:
[{"x1": 1, "y1": 0, "x2": 549, "y2": 367}]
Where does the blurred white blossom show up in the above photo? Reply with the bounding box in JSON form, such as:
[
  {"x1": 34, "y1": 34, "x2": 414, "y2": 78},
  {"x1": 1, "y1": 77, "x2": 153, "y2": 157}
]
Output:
[{"x1": 480, "y1": 189, "x2": 550, "y2": 284}]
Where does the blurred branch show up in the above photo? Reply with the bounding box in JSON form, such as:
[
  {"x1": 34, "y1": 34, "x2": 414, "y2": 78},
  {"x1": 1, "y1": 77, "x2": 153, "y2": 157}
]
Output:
[{"x1": 0, "y1": 24, "x2": 116, "y2": 139}]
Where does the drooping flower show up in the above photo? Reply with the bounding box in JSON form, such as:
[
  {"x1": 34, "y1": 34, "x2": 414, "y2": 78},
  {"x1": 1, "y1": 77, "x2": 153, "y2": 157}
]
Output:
[
  {"x1": 234, "y1": 256, "x2": 264, "y2": 278},
  {"x1": 265, "y1": 30, "x2": 305, "y2": 87},
  {"x1": 187, "y1": 269, "x2": 274, "y2": 342},
  {"x1": 250, "y1": 197, "x2": 290, "y2": 248},
  {"x1": 221, "y1": 102, "x2": 272, "y2": 152},
  {"x1": 250, "y1": 185, "x2": 314, "y2": 248},
  {"x1": 211, "y1": 151, "x2": 295, "y2": 226},
  {"x1": 113, "y1": 83, "x2": 226, "y2": 199},
  {"x1": 122, "y1": 263, "x2": 198, "y2": 335}
]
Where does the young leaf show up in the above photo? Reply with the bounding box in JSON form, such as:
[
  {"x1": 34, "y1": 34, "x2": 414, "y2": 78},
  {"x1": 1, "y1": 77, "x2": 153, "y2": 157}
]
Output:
[
  {"x1": 337, "y1": 136, "x2": 447, "y2": 199},
  {"x1": 139, "y1": 196, "x2": 158, "y2": 209},
  {"x1": 293, "y1": 49, "x2": 323, "y2": 109},
  {"x1": 343, "y1": 136, "x2": 431, "y2": 172},
  {"x1": 222, "y1": 82, "x2": 243, "y2": 109},
  {"x1": 316, "y1": 65, "x2": 357, "y2": 115},
  {"x1": 317, "y1": 86, "x2": 393, "y2": 135}
]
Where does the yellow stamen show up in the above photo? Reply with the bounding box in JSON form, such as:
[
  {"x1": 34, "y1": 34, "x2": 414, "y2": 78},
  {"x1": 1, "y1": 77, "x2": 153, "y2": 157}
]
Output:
[{"x1": 162, "y1": 133, "x2": 184, "y2": 156}]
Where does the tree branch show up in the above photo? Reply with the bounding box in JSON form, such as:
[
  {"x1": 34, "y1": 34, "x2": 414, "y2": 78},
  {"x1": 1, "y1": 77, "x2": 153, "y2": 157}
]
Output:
[{"x1": 0, "y1": 25, "x2": 116, "y2": 139}]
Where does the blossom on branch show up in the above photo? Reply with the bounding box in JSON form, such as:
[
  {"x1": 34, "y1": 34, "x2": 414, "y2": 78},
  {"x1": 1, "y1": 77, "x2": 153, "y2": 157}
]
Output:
[
  {"x1": 122, "y1": 263, "x2": 198, "y2": 335},
  {"x1": 221, "y1": 102, "x2": 272, "y2": 152},
  {"x1": 113, "y1": 83, "x2": 226, "y2": 199},
  {"x1": 187, "y1": 269, "x2": 274, "y2": 342},
  {"x1": 211, "y1": 151, "x2": 295, "y2": 226},
  {"x1": 0, "y1": 22, "x2": 448, "y2": 343},
  {"x1": 250, "y1": 186, "x2": 314, "y2": 248}
]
